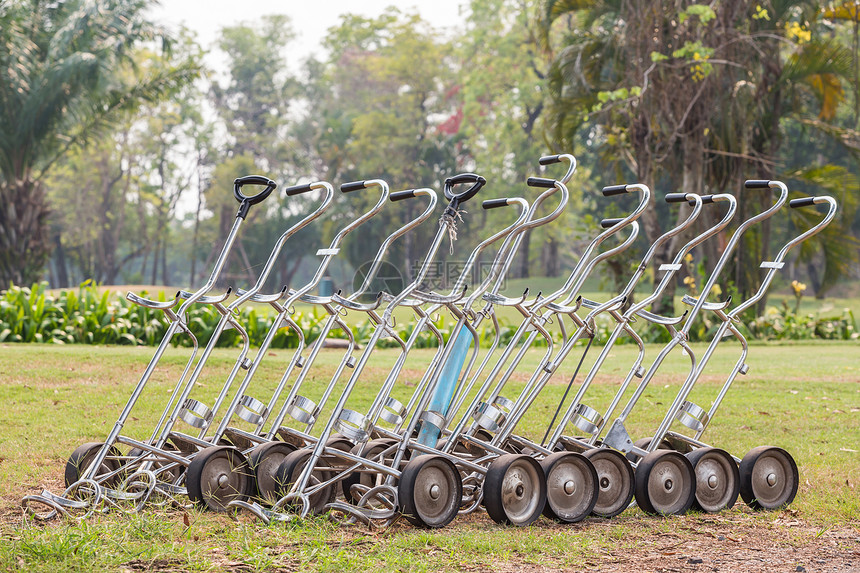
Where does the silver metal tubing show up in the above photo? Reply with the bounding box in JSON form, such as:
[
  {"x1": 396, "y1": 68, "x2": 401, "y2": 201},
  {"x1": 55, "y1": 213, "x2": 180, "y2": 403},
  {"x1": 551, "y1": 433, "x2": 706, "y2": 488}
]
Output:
[
  {"x1": 80, "y1": 195, "x2": 258, "y2": 482},
  {"x1": 215, "y1": 180, "x2": 385, "y2": 440},
  {"x1": 534, "y1": 192, "x2": 711, "y2": 450},
  {"x1": 648, "y1": 194, "x2": 837, "y2": 450},
  {"x1": 156, "y1": 182, "x2": 335, "y2": 453}
]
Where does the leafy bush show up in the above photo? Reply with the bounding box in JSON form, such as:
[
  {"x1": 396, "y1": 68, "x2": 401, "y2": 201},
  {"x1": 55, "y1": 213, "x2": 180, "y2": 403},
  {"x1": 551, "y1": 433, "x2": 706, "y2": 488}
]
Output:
[{"x1": 1, "y1": 282, "x2": 855, "y2": 349}]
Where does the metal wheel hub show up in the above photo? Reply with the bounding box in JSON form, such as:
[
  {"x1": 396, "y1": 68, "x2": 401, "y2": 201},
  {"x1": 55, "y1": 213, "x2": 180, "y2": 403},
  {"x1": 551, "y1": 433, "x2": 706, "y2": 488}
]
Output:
[
  {"x1": 563, "y1": 480, "x2": 576, "y2": 495},
  {"x1": 647, "y1": 456, "x2": 691, "y2": 514},
  {"x1": 414, "y1": 465, "x2": 455, "y2": 521},
  {"x1": 688, "y1": 448, "x2": 739, "y2": 513},
  {"x1": 752, "y1": 454, "x2": 793, "y2": 505},
  {"x1": 500, "y1": 460, "x2": 541, "y2": 522}
]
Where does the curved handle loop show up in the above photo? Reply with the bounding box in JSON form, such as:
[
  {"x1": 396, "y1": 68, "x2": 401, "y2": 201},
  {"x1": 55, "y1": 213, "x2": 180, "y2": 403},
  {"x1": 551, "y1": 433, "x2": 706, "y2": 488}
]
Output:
[
  {"x1": 443, "y1": 173, "x2": 486, "y2": 205},
  {"x1": 233, "y1": 175, "x2": 277, "y2": 218}
]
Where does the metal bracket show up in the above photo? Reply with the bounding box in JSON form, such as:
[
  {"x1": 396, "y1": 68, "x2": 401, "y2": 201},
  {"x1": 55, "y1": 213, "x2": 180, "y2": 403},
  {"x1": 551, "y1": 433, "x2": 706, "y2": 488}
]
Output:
[
  {"x1": 759, "y1": 261, "x2": 785, "y2": 269},
  {"x1": 602, "y1": 419, "x2": 634, "y2": 453}
]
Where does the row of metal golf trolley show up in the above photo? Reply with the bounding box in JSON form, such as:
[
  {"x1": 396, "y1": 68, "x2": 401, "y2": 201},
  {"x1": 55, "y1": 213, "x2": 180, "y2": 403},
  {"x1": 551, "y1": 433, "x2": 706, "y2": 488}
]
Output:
[{"x1": 22, "y1": 154, "x2": 838, "y2": 528}]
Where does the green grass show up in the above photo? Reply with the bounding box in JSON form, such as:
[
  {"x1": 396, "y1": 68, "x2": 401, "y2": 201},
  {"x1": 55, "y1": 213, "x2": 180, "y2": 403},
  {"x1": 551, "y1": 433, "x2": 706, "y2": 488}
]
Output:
[{"x1": 0, "y1": 342, "x2": 858, "y2": 571}]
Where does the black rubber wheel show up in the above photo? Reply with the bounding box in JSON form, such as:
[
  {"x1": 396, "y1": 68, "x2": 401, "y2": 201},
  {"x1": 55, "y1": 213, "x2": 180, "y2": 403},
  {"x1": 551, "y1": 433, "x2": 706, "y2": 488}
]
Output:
[
  {"x1": 686, "y1": 447, "x2": 739, "y2": 513},
  {"x1": 540, "y1": 451, "x2": 598, "y2": 523},
  {"x1": 739, "y1": 446, "x2": 798, "y2": 510},
  {"x1": 340, "y1": 439, "x2": 400, "y2": 504},
  {"x1": 248, "y1": 441, "x2": 298, "y2": 504},
  {"x1": 275, "y1": 448, "x2": 335, "y2": 515},
  {"x1": 398, "y1": 455, "x2": 462, "y2": 528},
  {"x1": 634, "y1": 449, "x2": 696, "y2": 515},
  {"x1": 582, "y1": 448, "x2": 635, "y2": 518},
  {"x1": 484, "y1": 454, "x2": 547, "y2": 526},
  {"x1": 185, "y1": 446, "x2": 253, "y2": 512},
  {"x1": 65, "y1": 442, "x2": 123, "y2": 487}
]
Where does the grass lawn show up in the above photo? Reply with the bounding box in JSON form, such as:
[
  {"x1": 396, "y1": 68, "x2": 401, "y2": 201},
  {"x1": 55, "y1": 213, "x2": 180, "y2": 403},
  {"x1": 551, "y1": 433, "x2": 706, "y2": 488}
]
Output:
[{"x1": 0, "y1": 341, "x2": 858, "y2": 572}]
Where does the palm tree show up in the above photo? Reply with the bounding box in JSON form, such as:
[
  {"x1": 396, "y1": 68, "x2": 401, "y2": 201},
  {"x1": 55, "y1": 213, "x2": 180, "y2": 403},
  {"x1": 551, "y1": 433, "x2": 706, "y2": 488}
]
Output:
[{"x1": 0, "y1": 0, "x2": 198, "y2": 287}]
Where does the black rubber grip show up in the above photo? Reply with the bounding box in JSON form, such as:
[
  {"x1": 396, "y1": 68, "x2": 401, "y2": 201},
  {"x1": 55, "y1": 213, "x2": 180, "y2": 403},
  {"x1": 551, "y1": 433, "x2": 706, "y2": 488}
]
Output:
[
  {"x1": 233, "y1": 175, "x2": 277, "y2": 219},
  {"x1": 284, "y1": 183, "x2": 313, "y2": 196},
  {"x1": 341, "y1": 181, "x2": 367, "y2": 193},
  {"x1": 443, "y1": 173, "x2": 486, "y2": 204},
  {"x1": 790, "y1": 197, "x2": 816, "y2": 208},
  {"x1": 744, "y1": 180, "x2": 770, "y2": 189},
  {"x1": 687, "y1": 194, "x2": 715, "y2": 205},
  {"x1": 601, "y1": 218, "x2": 623, "y2": 228},
  {"x1": 539, "y1": 155, "x2": 561, "y2": 165},
  {"x1": 665, "y1": 193, "x2": 688, "y2": 203},
  {"x1": 527, "y1": 177, "x2": 556, "y2": 188},
  {"x1": 482, "y1": 198, "x2": 509, "y2": 210},
  {"x1": 390, "y1": 190, "x2": 416, "y2": 202},
  {"x1": 602, "y1": 184, "x2": 627, "y2": 196}
]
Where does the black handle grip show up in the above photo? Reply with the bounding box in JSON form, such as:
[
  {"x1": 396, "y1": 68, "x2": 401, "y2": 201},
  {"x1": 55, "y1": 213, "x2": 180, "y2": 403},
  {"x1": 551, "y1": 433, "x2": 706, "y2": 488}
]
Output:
[
  {"x1": 744, "y1": 180, "x2": 770, "y2": 189},
  {"x1": 790, "y1": 197, "x2": 816, "y2": 208},
  {"x1": 341, "y1": 180, "x2": 367, "y2": 193},
  {"x1": 233, "y1": 175, "x2": 277, "y2": 219},
  {"x1": 390, "y1": 190, "x2": 416, "y2": 202},
  {"x1": 602, "y1": 184, "x2": 627, "y2": 196},
  {"x1": 527, "y1": 177, "x2": 556, "y2": 188},
  {"x1": 443, "y1": 173, "x2": 486, "y2": 204},
  {"x1": 539, "y1": 154, "x2": 561, "y2": 165},
  {"x1": 284, "y1": 183, "x2": 313, "y2": 196},
  {"x1": 665, "y1": 193, "x2": 688, "y2": 203},
  {"x1": 482, "y1": 198, "x2": 509, "y2": 210},
  {"x1": 601, "y1": 218, "x2": 623, "y2": 228},
  {"x1": 687, "y1": 194, "x2": 715, "y2": 205}
]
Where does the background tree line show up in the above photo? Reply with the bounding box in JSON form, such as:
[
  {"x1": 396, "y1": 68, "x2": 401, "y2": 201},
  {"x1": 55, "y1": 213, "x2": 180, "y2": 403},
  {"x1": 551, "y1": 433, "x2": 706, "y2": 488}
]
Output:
[{"x1": 1, "y1": 0, "x2": 858, "y2": 315}]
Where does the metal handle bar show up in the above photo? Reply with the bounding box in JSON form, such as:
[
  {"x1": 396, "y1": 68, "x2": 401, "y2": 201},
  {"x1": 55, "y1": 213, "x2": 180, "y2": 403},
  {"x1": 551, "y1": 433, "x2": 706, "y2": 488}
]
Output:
[
  {"x1": 625, "y1": 193, "x2": 737, "y2": 318},
  {"x1": 729, "y1": 195, "x2": 837, "y2": 318},
  {"x1": 531, "y1": 183, "x2": 650, "y2": 313},
  {"x1": 448, "y1": 197, "x2": 530, "y2": 307},
  {"x1": 538, "y1": 153, "x2": 577, "y2": 184},
  {"x1": 330, "y1": 179, "x2": 390, "y2": 244},
  {"x1": 482, "y1": 159, "x2": 574, "y2": 297},
  {"x1": 589, "y1": 192, "x2": 704, "y2": 320},
  {"x1": 680, "y1": 180, "x2": 788, "y2": 334},
  {"x1": 228, "y1": 182, "x2": 335, "y2": 311},
  {"x1": 172, "y1": 174, "x2": 283, "y2": 318},
  {"x1": 353, "y1": 189, "x2": 437, "y2": 298}
]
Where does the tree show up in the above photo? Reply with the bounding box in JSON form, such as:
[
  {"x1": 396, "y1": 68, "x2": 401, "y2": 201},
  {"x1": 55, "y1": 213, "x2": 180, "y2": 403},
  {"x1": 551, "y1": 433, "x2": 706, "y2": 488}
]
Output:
[
  {"x1": 297, "y1": 10, "x2": 461, "y2": 279},
  {"x1": 540, "y1": 0, "x2": 859, "y2": 313},
  {"x1": 0, "y1": 0, "x2": 199, "y2": 287},
  {"x1": 205, "y1": 15, "x2": 303, "y2": 287},
  {"x1": 458, "y1": 0, "x2": 575, "y2": 280}
]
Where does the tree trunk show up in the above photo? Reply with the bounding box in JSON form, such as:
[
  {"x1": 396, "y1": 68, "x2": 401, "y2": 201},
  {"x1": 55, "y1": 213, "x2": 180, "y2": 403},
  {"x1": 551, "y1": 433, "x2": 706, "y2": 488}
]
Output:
[
  {"x1": 0, "y1": 179, "x2": 52, "y2": 287},
  {"x1": 518, "y1": 230, "x2": 531, "y2": 279},
  {"x1": 52, "y1": 232, "x2": 70, "y2": 288},
  {"x1": 541, "y1": 235, "x2": 560, "y2": 277}
]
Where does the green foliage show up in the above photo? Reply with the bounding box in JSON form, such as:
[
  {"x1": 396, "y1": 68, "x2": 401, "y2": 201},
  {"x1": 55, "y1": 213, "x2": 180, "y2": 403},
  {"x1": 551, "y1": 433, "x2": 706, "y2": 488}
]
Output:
[
  {"x1": 745, "y1": 302, "x2": 857, "y2": 341},
  {"x1": 2, "y1": 282, "x2": 855, "y2": 349},
  {"x1": 0, "y1": 0, "x2": 199, "y2": 286}
]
